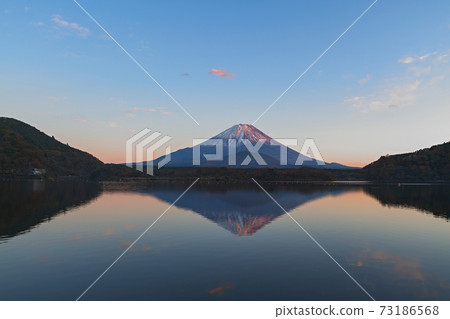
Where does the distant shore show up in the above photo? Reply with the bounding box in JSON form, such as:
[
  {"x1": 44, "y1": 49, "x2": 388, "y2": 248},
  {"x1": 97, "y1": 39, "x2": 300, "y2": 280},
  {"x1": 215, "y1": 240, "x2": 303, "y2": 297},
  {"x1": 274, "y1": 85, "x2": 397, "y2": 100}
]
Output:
[{"x1": 2, "y1": 175, "x2": 449, "y2": 186}]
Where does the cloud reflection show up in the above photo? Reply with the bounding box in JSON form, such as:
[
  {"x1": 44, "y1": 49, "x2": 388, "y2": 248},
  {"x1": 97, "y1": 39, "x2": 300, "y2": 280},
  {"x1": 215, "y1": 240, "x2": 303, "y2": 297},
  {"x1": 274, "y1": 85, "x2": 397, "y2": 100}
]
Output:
[{"x1": 208, "y1": 282, "x2": 234, "y2": 296}]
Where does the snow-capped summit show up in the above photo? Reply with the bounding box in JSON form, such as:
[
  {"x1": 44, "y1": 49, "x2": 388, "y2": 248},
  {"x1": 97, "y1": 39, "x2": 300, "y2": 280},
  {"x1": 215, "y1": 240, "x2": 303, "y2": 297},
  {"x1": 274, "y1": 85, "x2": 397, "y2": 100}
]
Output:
[{"x1": 211, "y1": 124, "x2": 271, "y2": 144}]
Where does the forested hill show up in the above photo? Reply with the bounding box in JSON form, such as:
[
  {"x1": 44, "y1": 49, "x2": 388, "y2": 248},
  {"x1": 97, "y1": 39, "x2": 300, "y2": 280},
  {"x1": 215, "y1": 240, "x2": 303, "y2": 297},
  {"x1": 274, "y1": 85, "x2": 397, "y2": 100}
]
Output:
[
  {"x1": 363, "y1": 141, "x2": 450, "y2": 181},
  {"x1": 0, "y1": 117, "x2": 103, "y2": 176}
]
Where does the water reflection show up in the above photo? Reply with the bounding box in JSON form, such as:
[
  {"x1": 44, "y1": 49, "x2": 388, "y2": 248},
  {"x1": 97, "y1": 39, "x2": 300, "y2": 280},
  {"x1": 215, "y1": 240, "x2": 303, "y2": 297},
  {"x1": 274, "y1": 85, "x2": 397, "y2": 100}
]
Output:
[
  {"x1": 2, "y1": 182, "x2": 448, "y2": 242},
  {"x1": 208, "y1": 282, "x2": 234, "y2": 296},
  {"x1": 363, "y1": 185, "x2": 450, "y2": 220},
  {"x1": 128, "y1": 184, "x2": 350, "y2": 236},
  {"x1": 0, "y1": 180, "x2": 101, "y2": 242},
  {"x1": 111, "y1": 182, "x2": 449, "y2": 235},
  {"x1": 0, "y1": 181, "x2": 449, "y2": 300},
  {"x1": 350, "y1": 248, "x2": 425, "y2": 283}
]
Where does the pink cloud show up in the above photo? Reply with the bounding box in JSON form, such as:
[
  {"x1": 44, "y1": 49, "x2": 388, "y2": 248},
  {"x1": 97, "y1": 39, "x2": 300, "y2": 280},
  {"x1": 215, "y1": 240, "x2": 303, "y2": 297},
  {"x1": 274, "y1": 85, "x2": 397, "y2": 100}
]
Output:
[{"x1": 209, "y1": 68, "x2": 235, "y2": 78}]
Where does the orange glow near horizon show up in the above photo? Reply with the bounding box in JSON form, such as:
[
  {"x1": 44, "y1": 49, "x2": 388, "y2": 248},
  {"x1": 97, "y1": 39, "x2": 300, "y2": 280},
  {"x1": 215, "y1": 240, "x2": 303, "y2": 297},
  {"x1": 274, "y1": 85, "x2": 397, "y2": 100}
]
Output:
[{"x1": 90, "y1": 147, "x2": 369, "y2": 168}]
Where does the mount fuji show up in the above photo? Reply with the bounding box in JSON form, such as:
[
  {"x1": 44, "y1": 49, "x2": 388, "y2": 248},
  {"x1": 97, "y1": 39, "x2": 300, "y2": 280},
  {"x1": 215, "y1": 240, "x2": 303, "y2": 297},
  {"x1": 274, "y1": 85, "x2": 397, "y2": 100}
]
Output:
[{"x1": 146, "y1": 124, "x2": 354, "y2": 169}]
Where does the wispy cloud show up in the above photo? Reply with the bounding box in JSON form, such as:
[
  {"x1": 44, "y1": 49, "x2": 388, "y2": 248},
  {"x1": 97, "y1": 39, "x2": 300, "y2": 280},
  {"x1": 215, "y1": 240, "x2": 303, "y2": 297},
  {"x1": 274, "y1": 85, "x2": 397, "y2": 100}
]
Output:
[
  {"x1": 51, "y1": 14, "x2": 90, "y2": 38},
  {"x1": 345, "y1": 50, "x2": 450, "y2": 112},
  {"x1": 74, "y1": 118, "x2": 87, "y2": 123},
  {"x1": 345, "y1": 80, "x2": 421, "y2": 112},
  {"x1": 409, "y1": 65, "x2": 431, "y2": 77},
  {"x1": 398, "y1": 53, "x2": 432, "y2": 64},
  {"x1": 31, "y1": 21, "x2": 44, "y2": 27},
  {"x1": 109, "y1": 97, "x2": 128, "y2": 104},
  {"x1": 125, "y1": 107, "x2": 171, "y2": 117},
  {"x1": 209, "y1": 68, "x2": 235, "y2": 78},
  {"x1": 73, "y1": 116, "x2": 120, "y2": 129},
  {"x1": 358, "y1": 74, "x2": 371, "y2": 85},
  {"x1": 137, "y1": 40, "x2": 151, "y2": 52},
  {"x1": 435, "y1": 53, "x2": 449, "y2": 64}
]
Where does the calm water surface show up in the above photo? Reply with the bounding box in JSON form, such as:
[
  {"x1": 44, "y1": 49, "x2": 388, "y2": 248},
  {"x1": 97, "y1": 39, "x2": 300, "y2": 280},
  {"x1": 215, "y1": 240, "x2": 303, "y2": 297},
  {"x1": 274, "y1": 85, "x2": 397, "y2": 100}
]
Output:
[{"x1": 0, "y1": 180, "x2": 449, "y2": 300}]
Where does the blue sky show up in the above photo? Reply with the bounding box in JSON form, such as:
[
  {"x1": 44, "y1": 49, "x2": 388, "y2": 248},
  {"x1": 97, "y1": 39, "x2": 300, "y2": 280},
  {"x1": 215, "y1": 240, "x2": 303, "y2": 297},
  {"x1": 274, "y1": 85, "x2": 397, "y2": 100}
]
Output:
[{"x1": 1, "y1": 0, "x2": 449, "y2": 166}]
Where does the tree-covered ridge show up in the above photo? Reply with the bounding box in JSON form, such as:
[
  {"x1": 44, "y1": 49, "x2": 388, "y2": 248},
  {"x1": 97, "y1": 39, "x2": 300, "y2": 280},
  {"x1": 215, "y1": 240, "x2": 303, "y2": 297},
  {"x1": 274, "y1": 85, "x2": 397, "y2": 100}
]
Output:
[
  {"x1": 0, "y1": 117, "x2": 103, "y2": 176},
  {"x1": 364, "y1": 141, "x2": 450, "y2": 181}
]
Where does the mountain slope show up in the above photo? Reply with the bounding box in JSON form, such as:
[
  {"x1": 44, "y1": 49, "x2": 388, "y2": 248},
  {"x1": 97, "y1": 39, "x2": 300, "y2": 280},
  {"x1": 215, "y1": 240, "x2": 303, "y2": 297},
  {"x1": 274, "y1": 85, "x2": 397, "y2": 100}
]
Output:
[
  {"x1": 0, "y1": 117, "x2": 103, "y2": 176},
  {"x1": 363, "y1": 141, "x2": 450, "y2": 181},
  {"x1": 149, "y1": 124, "x2": 354, "y2": 169}
]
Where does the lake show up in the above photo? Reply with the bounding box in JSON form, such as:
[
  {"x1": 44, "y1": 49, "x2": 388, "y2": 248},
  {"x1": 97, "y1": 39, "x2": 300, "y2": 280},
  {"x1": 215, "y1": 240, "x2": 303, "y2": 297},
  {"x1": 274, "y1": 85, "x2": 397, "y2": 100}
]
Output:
[{"x1": 0, "y1": 180, "x2": 449, "y2": 301}]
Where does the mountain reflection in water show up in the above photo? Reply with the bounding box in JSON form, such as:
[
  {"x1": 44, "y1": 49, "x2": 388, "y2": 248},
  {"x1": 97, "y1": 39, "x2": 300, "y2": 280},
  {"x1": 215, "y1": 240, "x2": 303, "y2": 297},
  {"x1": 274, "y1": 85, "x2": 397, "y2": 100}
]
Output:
[
  {"x1": 144, "y1": 184, "x2": 348, "y2": 236},
  {"x1": 1, "y1": 182, "x2": 448, "y2": 241}
]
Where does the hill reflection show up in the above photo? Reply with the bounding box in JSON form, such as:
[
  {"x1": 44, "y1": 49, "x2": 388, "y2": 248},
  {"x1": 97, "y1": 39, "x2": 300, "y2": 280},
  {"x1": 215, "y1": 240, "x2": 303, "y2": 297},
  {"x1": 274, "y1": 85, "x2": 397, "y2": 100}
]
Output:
[
  {"x1": 363, "y1": 184, "x2": 450, "y2": 220},
  {"x1": 0, "y1": 180, "x2": 102, "y2": 242}
]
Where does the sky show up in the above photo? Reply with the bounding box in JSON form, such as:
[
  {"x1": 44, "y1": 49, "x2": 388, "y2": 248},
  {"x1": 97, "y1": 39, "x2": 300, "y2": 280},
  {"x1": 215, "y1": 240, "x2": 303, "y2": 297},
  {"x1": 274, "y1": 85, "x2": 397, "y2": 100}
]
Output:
[{"x1": 1, "y1": 0, "x2": 449, "y2": 167}]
